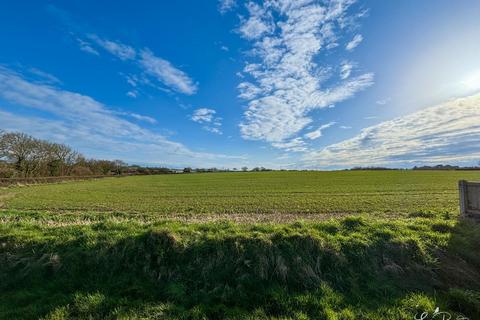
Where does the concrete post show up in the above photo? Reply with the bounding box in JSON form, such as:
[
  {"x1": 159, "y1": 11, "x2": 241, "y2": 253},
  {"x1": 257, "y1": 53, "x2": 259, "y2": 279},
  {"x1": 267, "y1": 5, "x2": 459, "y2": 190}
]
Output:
[{"x1": 459, "y1": 180, "x2": 468, "y2": 216}]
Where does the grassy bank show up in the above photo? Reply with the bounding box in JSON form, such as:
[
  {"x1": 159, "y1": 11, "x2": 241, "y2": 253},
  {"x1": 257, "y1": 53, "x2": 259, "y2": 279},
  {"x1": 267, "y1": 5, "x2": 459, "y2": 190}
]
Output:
[{"x1": 1, "y1": 212, "x2": 480, "y2": 319}]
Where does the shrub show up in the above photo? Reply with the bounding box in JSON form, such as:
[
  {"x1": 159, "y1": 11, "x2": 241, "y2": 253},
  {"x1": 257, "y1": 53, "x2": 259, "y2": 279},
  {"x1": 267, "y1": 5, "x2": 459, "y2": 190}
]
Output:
[
  {"x1": 0, "y1": 164, "x2": 16, "y2": 178},
  {"x1": 70, "y1": 166, "x2": 93, "y2": 176}
]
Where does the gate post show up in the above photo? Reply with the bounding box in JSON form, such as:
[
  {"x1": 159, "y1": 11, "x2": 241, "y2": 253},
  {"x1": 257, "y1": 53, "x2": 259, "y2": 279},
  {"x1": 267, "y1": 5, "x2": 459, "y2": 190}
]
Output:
[{"x1": 459, "y1": 180, "x2": 468, "y2": 216}]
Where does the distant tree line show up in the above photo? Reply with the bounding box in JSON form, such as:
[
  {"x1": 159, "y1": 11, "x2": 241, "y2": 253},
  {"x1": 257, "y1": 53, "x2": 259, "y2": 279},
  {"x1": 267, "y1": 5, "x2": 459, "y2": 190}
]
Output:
[
  {"x1": 349, "y1": 167, "x2": 399, "y2": 171},
  {"x1": 0, "y1": 131, "x2": 131, "y2": 178},
  {"x1": 349, "y1": 164, "x2": 480, "y2": 171},
  {"x1": 412, "y1": 164, "x2": 480, "y2": 171},
  {"x1": 188, "y1": 167, "x2": 272, "y2": 173},
  {"x1": 0, "y1": 131, "x2": 274, "y2": 179},
  {"x1": 0, "y1": 131, "x2": 182, "y2": 178}
]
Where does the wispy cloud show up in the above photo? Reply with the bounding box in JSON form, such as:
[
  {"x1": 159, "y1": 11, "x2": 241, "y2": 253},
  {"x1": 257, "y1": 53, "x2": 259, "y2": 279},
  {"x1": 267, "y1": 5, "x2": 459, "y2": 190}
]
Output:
[
  {"x1": 238, "y1": 2, "x2": 274, "y2": 40},
  {"x1": 345, "y1": 34, "x2": 363, "y2": 51},
  {"x1": 191, "y1": 108, "x2": 223, "y2": 135},
  {"x1": 304, "y1": 122, "x2": 336, "y2": 140},
  {"x1": 376, "y1": 97, "x2": 391, "y2": 105},
  {"x1": 115, "y1": 111, "x2": 157, "y2": 124},
  {"x1": 139, "y1": 49, "x2": 198, "y2": 95},
  {"x1": 218, "y1": 0, "x2": 237, "y2": 14},
  {"x1": 0, "y1": 67, "x2": 238, "y2": 166},
  {"x1": 126, "y1": 90, "x2": 138, "y2": 98},
  {"x1": 302, "y1": 93, "x2": 480, "y2": 168},
  {"x1": 191, "y1": 108, "x2": 216, "y2": 123},
  {"x1": 203, "y1": 126, "x2": 223, "y2": 135},
  {"x1": 28, "y1": 67, "x2": 62, "y2": 85},
  {"x1": 88, "y1": 34, "x2": 136, "y2": 60},
  {"x1": 48, "y1": 5, "x2": 197, "y2": 96},
  {"x1": 75, "y1": 34, "x2": 198, "y2": 95},
  {"x1": 340, "y1": 61, "x2": 355, "y2": 80},
  {"x1": 75, "y1": 37, "x2": 99, "y2": 56},
  {"x1": 272, "y1": 137, "x2": 308, "y2": 153},
  {"x1": 236, "y1": 0, "x2": 373, "y2": 151}
]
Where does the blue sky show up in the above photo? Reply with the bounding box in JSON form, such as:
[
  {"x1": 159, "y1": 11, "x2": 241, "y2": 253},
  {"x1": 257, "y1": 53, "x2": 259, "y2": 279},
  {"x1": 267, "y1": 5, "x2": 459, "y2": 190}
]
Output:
[{"x1": 1, "y1": 0, "x2": 479, "y2": 169}]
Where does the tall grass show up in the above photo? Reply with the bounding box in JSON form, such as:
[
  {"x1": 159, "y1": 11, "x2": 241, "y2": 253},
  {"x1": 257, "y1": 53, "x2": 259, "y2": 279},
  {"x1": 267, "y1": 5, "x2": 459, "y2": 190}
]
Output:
[{"x1": 1, "y1": 213, "x2": 479, "y2": 319}]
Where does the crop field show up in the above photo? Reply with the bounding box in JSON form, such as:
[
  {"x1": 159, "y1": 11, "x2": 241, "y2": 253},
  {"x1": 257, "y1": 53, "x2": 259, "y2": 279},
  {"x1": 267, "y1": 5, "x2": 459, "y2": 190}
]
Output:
[
  {"x1": 2, "y1": 170, "x2": 480, "y2": 216},
  {"x1": 1, "y1": 171, "x2": 480, "y2": 319}
]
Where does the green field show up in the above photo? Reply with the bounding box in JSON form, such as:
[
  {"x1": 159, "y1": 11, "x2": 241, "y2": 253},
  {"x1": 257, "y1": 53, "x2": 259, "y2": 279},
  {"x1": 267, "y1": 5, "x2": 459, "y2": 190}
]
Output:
[
  {"x1": 2, "y1": 170, "x2": 480, "y2": 216},
  {"x1": 1, "y1": 171, "x2": 480, "y2": 319}
]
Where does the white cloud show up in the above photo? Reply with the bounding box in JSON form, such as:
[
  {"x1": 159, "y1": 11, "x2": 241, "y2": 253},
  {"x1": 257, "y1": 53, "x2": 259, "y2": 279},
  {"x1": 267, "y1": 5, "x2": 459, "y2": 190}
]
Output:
[
  {"x1": 376, "y1": 97, "x2": 391, "y2": 105},
  {"x1": 338, "y1": 8, "x2": 369, "y2": 30},
  {"x1": 0, "y1": 67, "x2": 238, "y2": 166},
  {"x1": 304, "y1": 122, "x2": 336, "y2": 140},
  {"x1": 237, "y1": 0, "x2": 373, "y2": 150},
  {"x1": 191, "y1": 108, "x2": 216, "y2": 123},
  {"x1": 124, "y1": 74, "x2": 139, "y2": 87},
  {"x1": 139, "y1": 49, "x2": 198, "y2": 95},
  {"x1": 126, "y1": 90, "x2": 138, "y2": 98},
  {"x1": 218, "y1": 0, "x2": 236, "y2": 14},
  {"x1": 77, "y1": 39, "x2": 99, "y2": 56},
  {"x1": 272, "y1": 137, "x2": 308, "y2": 152},
  {"x1": 340, "y1": 125, "x2": 352, "y2": 129},
  {"x1": 88, "y1": 34, "x2": 136, "y2": 60},
  {"x1": 191, "y1": 108, "x2": 223, "y2": 134},
  {"x1": 110, "y1": 110, "x2": 157, "y2": 124},
  {"x1": 302, "y1": 93, "x2": 480, "y2": 168},
  {"x1": 123, "y1": 112, "x2": 157, "y2": 124},
  {"x1": 238, "y1": 2, "x2": 274, "y2": 40},
  {"x1": 345, "y1": 34, "x2": 363, "y2": 51},
  {"x1": 76, "y1": 35, "x2": 197, "y2": 95},
  {"x1": 28, "y1": 68, "x2": 62, "y2": 85},
  {"x1": 51, "y1": 8, "x2": 197, "y2": 96},
  {"x1": 237, "y1": 82, "x2": 263, "y2": 100},
  {"x1": 203, "y1": 126, "x2": 223, "y2": 135},
  {"x1": 340, "y1": 61, "x2": 355, "y2": 80}
]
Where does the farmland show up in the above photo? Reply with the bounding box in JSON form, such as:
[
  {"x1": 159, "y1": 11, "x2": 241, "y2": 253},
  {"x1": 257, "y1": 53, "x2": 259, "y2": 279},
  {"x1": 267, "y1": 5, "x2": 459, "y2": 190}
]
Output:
[
  {"x1": 1, "y1": 171, "x2": 480, "y2": 319},
  {"x1": 2, "y1": 170, "x2": 480, "y2": 216}
]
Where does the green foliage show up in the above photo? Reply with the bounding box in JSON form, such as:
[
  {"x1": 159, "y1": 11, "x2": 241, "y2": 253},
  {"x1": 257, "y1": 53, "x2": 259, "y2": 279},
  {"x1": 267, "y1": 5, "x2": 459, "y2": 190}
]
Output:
[
  {"x1": 447, "y1": 289, "x2": 480, "y2": 318},
  {"x1": 1, "y1": 213, "x2": 480, "y2": 319}
]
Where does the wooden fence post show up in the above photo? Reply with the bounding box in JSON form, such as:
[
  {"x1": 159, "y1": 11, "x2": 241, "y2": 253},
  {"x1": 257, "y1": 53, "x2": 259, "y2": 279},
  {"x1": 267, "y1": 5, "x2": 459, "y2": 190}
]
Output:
[{"x1": 459, "y1": 180, "x2": 468, "y2": 216}]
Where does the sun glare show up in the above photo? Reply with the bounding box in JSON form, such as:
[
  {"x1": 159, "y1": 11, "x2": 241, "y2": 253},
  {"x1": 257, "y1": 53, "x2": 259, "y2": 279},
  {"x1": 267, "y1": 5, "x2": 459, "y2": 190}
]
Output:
[{"x1": 461, "y1": 70, "x2": 480, "y2": 92}]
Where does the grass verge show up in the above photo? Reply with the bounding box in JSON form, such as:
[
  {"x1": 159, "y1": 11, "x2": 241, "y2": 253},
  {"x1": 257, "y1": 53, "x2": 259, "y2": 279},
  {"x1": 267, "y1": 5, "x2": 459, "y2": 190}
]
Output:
[{"x1": 1, "y1": 212, "x2": 479, "y2": 319}]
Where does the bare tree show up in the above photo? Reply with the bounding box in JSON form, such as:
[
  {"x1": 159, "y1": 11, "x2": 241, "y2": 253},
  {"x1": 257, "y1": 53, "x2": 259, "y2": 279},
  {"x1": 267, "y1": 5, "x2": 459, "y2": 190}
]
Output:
[
  {"x1": 112, "y1": 160, "x2": 127, "y2": 175},
  {"x1": 45, "y1": 142, "x2": 80, "y2": 176},
  {"x1": 0, "y1": 132, "x2": 84, "y2": 177},
  {"x1": 0, "y1": 130, "x2": 157, "y2": 178},
  {"x1": 0, "y1": 132, "x2": 41, "y2": 177}
]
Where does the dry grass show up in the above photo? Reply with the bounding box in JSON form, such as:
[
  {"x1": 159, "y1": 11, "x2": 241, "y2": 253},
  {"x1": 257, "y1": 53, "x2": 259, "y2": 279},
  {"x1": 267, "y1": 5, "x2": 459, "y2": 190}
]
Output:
[{"x1": 0, "y1": 210, "x2": 367, "y2": 226}]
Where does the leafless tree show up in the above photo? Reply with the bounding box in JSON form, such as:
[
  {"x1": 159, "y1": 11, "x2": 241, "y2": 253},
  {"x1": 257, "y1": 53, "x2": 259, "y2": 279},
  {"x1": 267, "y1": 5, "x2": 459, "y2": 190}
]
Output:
[
  {"x1": 0, "y1": 132, "x2": 41, "y2": 177},
  {"x1": 0, "y1": 131, "x2": 83, "y2": 177}
]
